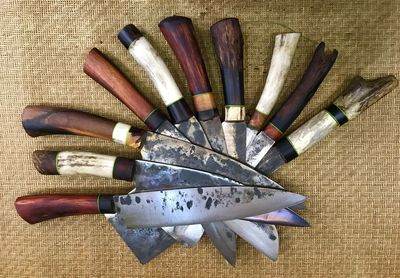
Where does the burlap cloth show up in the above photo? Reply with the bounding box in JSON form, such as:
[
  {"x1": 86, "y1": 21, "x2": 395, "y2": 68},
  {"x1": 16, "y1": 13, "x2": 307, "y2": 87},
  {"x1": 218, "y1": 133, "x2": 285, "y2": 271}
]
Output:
[{"x1": 1, "y1": 0, "x2": 399, "y2": 277}]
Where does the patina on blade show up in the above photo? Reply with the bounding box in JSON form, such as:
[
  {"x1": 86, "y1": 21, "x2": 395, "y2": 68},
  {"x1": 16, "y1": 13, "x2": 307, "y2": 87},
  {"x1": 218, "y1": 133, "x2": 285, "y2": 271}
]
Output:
[
  {"x1": 222, "y1": 121, "x2": 247, "y2": 160},
  {"x1": 200, "y1": 115, "x2": 228, "y2": 153},
  {"x1": 174, "y1": 115, "x2": 211, "y2": 148},
  {"x1": 155, "y1": 120, "x2": 188, "y2": 142}
]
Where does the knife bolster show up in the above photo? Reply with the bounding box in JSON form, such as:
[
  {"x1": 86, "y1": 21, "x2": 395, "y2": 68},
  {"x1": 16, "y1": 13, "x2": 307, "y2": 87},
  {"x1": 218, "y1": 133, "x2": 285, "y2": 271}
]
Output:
[{"x1": 167, "y1": 99, "x2": 193, "y2": 124}]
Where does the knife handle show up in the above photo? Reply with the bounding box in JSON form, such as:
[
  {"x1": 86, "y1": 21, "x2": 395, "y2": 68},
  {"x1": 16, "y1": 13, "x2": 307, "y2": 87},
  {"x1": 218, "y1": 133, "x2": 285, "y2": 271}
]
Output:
[
  {"x1": 84, "y1": 48, "x2": 167, "y2": 131},
  {"x1": 22, "y1": 105, "x2": 146, "y2": 149},
  {"x1": 211, "y1": 18, "x2": 245, "y2": 121},
  {"x1": 32, "y1": 150, "x2": 135, "y2": 181},
  {"x1": 249, "y1": 33, "x2": 300, "y2": 130},
  {"x1": 159, "y1": 16, "x2": 218, "y2": 121},
  {"x1": 275, "y1": 75, "x2": 398, "y2": 162},
  {"x1": 118, "y1": 24, "x2": 193, "y2": 124},
  {"x1": 15, "y1": 195, "x2": 114, "y2": 224},
  {"x1": 262, "y1": 42, "x2": 338, "y2": 141}
]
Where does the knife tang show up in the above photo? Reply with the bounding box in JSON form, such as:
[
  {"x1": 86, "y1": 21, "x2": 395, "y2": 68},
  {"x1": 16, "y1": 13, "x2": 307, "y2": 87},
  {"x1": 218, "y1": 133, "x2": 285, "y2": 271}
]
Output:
[{"x1": 257, "y1": 75, "x2": 398, "y2": 174}]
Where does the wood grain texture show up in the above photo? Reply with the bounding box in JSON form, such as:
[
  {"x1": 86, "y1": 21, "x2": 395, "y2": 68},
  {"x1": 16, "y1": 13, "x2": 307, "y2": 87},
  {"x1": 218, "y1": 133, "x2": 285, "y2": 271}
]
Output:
[
  {"x1": 263, "y1": 42, "x2": 338, "y2": 141},
  {"x1": 83, "y1": 48, "x2": 155, "y2": 121}
]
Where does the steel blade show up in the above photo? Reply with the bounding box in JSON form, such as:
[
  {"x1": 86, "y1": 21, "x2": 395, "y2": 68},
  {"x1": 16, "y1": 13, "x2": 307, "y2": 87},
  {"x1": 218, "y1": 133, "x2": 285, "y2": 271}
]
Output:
[
  {"x1": 155, "y1": 120, "x2": 189, "y2": 142},
  {"x1": 200, "y1": 116, "x2": 228, "y2": 153},
  {"x1": 161, "y1": 225, "x2": 204, "y2": 247},
  {"x1": 255, "y1": 146, "x2": 287, "y2": 175},
  {"x1": 244, "y1": 209, "x2": 310, "y2": 227},
  {"x1": 222, "y1": 121, "x2": 247, "y2": 160},
  {"x1": 114, "y1": 186, "x2": 305, "y2": 228},
  {"x1": 246, "y1": 131, "x2": 276, "y2": 167},
  {"x1": 174, "y1": 116, "x2": 211, "y2": 148},
  {"x1": 246, "y1": 125, "x2": 259, "y2": 147}
]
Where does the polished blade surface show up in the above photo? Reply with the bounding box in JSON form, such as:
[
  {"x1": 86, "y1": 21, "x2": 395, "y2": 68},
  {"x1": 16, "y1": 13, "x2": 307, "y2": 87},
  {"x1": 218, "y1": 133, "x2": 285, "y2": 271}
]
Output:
[
  {"x1": 255, "y1": 146, "x2": 287, "y2": 175},
  {"x1": 246, "y1": 125, "x2": 259, "y2": 147},
  {"x1": 246, "y1": 131, "x2": 276, "y2": 167},
  {"x1": 161, "y1": 225, "x2": 204, "y2": 247},
  {"x1": 244, "y1": 208, "x2": 310, "y2": 227},
  {"x1": 155, "y1": 120, "x2": 189, "y2": 142},
  {"x1": 200, "y1": 116, "x2": 228, "y2": 153},
  {"x1": 175, "y1": 116, "x2": 211, "y2": 148},
  {"x1": 114, "y1": 186, "x2": 305, "y2": 228},
  {"x1": 222, "y1": 121, "x2": 247, "y2": 161}
]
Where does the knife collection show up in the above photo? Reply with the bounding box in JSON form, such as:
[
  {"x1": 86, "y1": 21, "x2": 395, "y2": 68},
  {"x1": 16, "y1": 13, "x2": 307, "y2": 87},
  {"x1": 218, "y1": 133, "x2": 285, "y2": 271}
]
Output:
[{"x1": 15, "y1": 15, "x2": 398, "y2": 266}]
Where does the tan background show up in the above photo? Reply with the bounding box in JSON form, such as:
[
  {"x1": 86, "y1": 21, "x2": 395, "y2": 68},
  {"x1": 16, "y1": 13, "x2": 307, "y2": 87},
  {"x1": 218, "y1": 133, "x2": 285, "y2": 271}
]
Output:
[{"x1": 1, "y1": 0, "x2": 399, "y2": 277}]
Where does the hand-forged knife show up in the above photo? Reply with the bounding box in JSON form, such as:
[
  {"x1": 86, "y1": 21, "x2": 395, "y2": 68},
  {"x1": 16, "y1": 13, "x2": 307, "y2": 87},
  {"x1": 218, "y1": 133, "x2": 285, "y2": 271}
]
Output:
[{"x1": 256, "y1": 75, "x2": 398, "y2": 175}]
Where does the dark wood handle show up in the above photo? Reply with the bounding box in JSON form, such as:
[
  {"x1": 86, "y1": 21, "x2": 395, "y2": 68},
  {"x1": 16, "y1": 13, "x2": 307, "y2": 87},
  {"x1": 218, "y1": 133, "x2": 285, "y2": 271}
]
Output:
[
  {"x1": 211, "y1": 18, "x2": 244, "y2": 106},
  {"x1": 32, "y1": 150, "x2": 59, "y2": 175},
  {"x1": 84, "y1": 48, "x2": 161, "y2": 125},
  {"x1": 15, "y1": 195, "x2": 114, "y2": 224},
  {"x1": 263, "y1": 42, "x2": 338, "y2": 141}
]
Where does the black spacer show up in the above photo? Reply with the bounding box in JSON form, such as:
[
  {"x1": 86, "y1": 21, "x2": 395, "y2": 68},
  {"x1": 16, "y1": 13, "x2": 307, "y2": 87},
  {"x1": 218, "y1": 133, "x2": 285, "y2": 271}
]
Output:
[
  {"x1": 144, "y1": 109, "x2": 166, "y2": 131},
  {"x1": 98, "y1": 195, "x2": 115, "y2": 213},
  {"x1": 118, "y1": 24, "x2": 143, "y2": 49},
  {"x1": 325, "y1": 104, "x2": 349, "y2": 126},
  {"x1": 167, "y1": 99, "x2": 193, "y2": 124},
  {"x1": 113, "y1": 157, "x2": 136, "y2": 181},
  {"x1": 195, "y1": 108, "x2": 219, "y2": 121},
  {"x1": 274, "y1": 138, "x2": 298, "y2": 163}
]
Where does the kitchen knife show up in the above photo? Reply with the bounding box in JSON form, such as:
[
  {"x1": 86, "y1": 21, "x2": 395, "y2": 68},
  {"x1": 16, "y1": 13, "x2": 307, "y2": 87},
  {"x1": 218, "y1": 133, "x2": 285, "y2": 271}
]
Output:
[
  {"x1": 256, "y1": 75, "x2": 398, "y2": 175},
  {"x1": 246, "y1": 32, "x2": 300, "y2": 147},
  {"x1": 15, "y1": 186, "x2": 305, "y2": 226},
  {"x1": 159, "y1": 16, "x2": 227, "y2": 153},
  {"x1": 118, "y1": 24, "x2": 211, "y2": 148},
  {"x1": 32, "y1": 150, "x2": 309, "y2": 227},
  {"x1": 211, "y1": 18, "x2": 246, "y2": 161},
  {"x1": 246, "y1": 42, "x2": 338, "y2": 167}
]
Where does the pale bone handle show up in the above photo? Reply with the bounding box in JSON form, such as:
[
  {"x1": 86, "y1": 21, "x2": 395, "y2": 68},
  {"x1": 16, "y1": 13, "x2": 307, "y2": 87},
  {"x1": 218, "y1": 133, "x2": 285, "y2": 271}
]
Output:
[
  {"x1": 286, "y1": 75, "x2": 398, "y2": 155},
  {"x1": 129, "y1": 37, "x2": 184, "y2": 106},
  {"x1": 255, "y1": 33, "x2": 300, "y2": 116}
]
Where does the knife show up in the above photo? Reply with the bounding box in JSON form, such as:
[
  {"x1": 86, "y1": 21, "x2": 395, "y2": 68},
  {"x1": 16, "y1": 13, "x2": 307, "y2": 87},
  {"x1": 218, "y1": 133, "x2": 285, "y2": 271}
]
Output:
[
  {"x1": 15, "y1": 186, "x2": 305, "y2": 226},
  {"x1": 159, "y1": 16, "x2": 227, "y2": 153},
  {"x1": 246, "y1": 42, "x2": 338, "y2": 167},
  {"x1": 211, "y1": 18, "x2": 246, "y2": 161},
  {"x1": 246, "y1": 32, "x2": 300, "y2": 147},
  {"x1": 118, "y1": 24, "x2": 211, "y2": 148},
  {"x1": 256, "y1": 75, "x2": 398, "y2": 175},
  {"x1": 32, "y1": 150, "x2": 309, "y2": 227}
]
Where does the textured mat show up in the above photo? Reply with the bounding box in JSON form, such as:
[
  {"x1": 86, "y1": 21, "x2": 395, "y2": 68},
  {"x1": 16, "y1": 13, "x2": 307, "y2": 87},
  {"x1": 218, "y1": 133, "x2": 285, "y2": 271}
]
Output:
[{"x1": 1, "y1": 0, "x2": 399, "y2": 277}]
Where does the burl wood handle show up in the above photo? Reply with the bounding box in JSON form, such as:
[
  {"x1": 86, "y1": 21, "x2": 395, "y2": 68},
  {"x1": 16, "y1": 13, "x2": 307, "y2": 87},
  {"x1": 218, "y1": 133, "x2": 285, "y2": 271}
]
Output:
[
  {"x1": 275, "y1": 75, "x2": 398, "y2": 162},
  {"x1": 15, "y1": 195, "x2": 114, "y2": 224},
  {"x1": 22, "y1": 105, "x2": 146, "y2": 149},
  {"x1": 262, "y1": 42, "x2": 338, "y2": 141},
  {"x1": 159, "y1": 16, "x2": 218, "y2": 120},
  {"x1": 249, "y1": 33, "x2": 301, "y2": 130},
  {"x1": 84, "y1": 48, "x2": 167, "y2": 131},
  {"x1": 33, "y1": 150, "x2": 135, "y2": 181}
]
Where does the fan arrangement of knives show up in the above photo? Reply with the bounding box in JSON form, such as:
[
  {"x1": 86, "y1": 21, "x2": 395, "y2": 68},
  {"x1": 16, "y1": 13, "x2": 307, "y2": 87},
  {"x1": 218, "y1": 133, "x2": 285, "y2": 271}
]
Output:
[{"x1": 15, "y1": 16, "x2": 398, "y2": 266}]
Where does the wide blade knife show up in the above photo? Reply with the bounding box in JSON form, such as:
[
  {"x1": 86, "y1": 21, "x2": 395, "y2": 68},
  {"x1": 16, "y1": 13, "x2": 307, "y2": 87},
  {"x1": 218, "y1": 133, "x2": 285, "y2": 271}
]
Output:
[
  {"x1": 246, "y1": 42, "x2": 338, "y2": 167},
  {"x1": 256, "y1": 75, "x2": 398, "y2": 175},
  {"x1": 246, "y1": 32, "x2": 300, "y2": 147},
  {"x1": 118, "y1": 24, "x2": 211, "y2": 148}
]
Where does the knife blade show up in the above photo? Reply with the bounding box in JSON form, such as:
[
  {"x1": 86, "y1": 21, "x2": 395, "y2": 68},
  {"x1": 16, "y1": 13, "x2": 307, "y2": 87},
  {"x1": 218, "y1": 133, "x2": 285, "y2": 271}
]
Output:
[
  {"x1": 15, "y1": 186, "x2": 305, "y2": 226},
  {"x1": 211, "y1": 18, "x2": 246, "y2": 161},
  {"x1": 246, "y1": 32, "x2": 300, "y2": 147},
  {"x1": 118, "y1": 24, "x2": 211, "y2": 148},
  {"x1": 159, "y1": 16, "x2": 227, "y2": 153},
  {"x1": 256, "y1": 75, "x2": 398, "y2": 175},
  {"x1": 246, "y1": 42, "x2": 338, "y2": 167}
]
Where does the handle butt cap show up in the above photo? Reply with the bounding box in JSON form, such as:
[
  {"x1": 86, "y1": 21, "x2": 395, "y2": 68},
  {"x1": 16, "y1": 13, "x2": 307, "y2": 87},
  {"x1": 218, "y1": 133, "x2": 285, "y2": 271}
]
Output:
[
  {"x1": 118, "y1": 24, "x2": 143, "y2": 49},
  {"x1": 32, "y1": 150, "x2": 59, "y2": 175}
]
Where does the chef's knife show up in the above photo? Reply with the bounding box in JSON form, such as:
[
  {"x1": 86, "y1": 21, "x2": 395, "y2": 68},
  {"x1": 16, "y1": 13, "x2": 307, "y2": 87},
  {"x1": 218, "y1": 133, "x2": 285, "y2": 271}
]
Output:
[
  {"x1": 16, "y1": 186, "x2": 305, "y2": 226},
  {"x1": 32, "y1": 150, "x2": 309, "y2": 227},
  {"x1": 159, "y1": 16, "x2": 227, "y2": 153},
  {"x1": 256, "y1": 75, "x2": 398, "y2": 175},
  {"x1": 246, "y1": 42, "x2": 338, "y2": 167},
  {"x1": 246, "y1": 33, "x2": 300, "y2": 147},
  {"x1": 211, "y1": 18, "x2": 246, "y2": 161},
  {"x1": 118, "y1": 24, "x2": 211, "y2": 148}
]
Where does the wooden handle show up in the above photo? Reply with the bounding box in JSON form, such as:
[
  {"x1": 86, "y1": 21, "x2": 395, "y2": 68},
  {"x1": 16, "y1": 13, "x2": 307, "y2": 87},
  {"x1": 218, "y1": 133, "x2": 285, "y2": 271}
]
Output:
[
  {"x1": 15, "y1": 195, "x2": 114, "y2": 224},
  {"x1": 211, "y1": 18, "x2": 244, "y2": 109},
  {"x1": 275, "y1": 75, "x2": 398, "y2": 162},
  {"x1": 33, "y1": 150, "x2": 135, "y2": 181},
  {"x1": 22, "y1": 105, "x2": 146, "y2": 149},
  {"x1": 249, "y1": 33, "x2": 301, "y2": 130},
  {"x1": 262, "y1": 42, "x2": 338, "y2": 141},
  {"x1": 84, "y1": 48, "x2": 167, "y2": 130}
]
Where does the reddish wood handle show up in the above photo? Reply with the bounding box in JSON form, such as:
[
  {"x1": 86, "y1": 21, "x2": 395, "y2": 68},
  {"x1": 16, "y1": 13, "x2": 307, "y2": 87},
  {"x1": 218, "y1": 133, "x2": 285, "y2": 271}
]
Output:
[
  {"x1": 15, "y1": 195, "x2": 114, "y2": 224},
  {"x1": 83, "y1": 48, "x2": 156, "y2": 121}
]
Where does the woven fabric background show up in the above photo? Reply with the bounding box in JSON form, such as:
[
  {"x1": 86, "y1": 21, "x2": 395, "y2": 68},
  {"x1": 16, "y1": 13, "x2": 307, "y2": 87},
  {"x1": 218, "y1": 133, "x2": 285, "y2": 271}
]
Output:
[{"x1": 1, "y1": 0, "x2": 399, "y2": 277}]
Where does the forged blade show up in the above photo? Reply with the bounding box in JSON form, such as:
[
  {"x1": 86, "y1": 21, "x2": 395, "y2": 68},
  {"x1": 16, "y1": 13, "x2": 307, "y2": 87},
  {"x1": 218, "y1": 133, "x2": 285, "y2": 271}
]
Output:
[
  {"x1": 246, "y1": 126, "x2": 259, "y2": 147},
  {"x1": 244, "y1": 209, "x2": 310, "y2": 227},
  {"x1": 114, "y1": 186, "x2": 305, "y2": 228},
  {"x1": 175, "y1": 116, "x2": 211, "y2": 148},
  {"x1": 225, "y1": 220, "x2": 279, "y2": 261},
  {"x1": 255, "y1": 146, "x2": 287, "y2": 175},
  {"x1": 200, "y1": 116, "x2": 228, "y2": 153},
  {"x1": 161, "y1": 225, "x2": 204, "y2": 247},
  {"x1": 155, "y1": 120, "x2": 189, "y2": 142},
  {"x1": 106, "y1": 215, "x2": 175, "y2": 264},
  {"x1": 246, "y1": 132, "x2": 275, "y2": 167},
  {"x1": 222, "y1": 121, "x2": 247, "y2": 161},
  {"x1": 202, "y1": 222, "x2": 236, "y2": 266}
]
